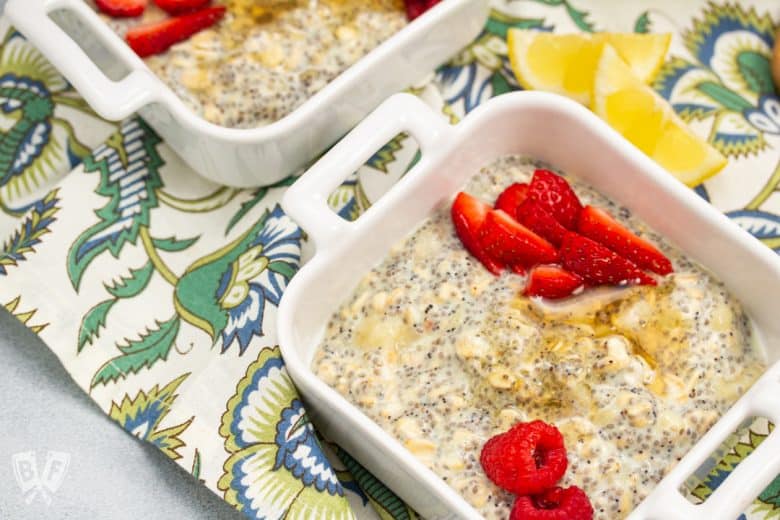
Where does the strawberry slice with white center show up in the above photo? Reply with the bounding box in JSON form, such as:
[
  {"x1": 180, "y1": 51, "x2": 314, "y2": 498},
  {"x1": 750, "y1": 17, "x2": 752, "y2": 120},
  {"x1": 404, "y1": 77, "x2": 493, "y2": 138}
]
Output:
[
  {"x1": 154, "y1": 0, "x2": 210, "y2": 15},
  {"x1": 479, "y1": 209, "x2": 558, "y2": 268},
  {"x1": 96, "y1": 0, "x2": 147, "y2": 17},
  {"x1": 495, "y1": 182, "x2": 529, "y2": 216},
  {"x1": 516, "y1": 198, "x2": 568, "y2": 247},
  {"x1": 528, "y1": 169, "x2": 583, "y2": 230},
  {"x1": 125, "y1": 6, "x2": 226, "y2": 58},
  {"x1": 577, "y1": 205, "x2": 673, "y2": 275},
  {"x1": 561, "y1": 232, "x2": 656, "y2": 286},
  {"x1": 451, "y1": 192, "x2": 504, "y2": 275},
  {"x1": 524, "y1": 265, "x2": 584, "y2": 299}
]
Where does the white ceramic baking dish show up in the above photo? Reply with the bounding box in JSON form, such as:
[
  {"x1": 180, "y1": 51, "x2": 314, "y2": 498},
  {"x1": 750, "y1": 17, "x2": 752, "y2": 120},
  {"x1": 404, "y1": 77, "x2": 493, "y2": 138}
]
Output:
[
  {"x1": 278, "y1": 92, "x2": 780, "y2": 519},
  {"x1": 3, "y1": 0, "x2": 489, "y2": 188}
]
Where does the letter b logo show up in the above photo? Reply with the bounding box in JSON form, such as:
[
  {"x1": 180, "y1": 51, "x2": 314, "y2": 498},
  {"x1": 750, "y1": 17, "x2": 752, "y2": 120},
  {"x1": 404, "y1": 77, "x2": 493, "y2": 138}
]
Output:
[{"x1": 17, "y1": 459, "x2": 35, "y2": 481}]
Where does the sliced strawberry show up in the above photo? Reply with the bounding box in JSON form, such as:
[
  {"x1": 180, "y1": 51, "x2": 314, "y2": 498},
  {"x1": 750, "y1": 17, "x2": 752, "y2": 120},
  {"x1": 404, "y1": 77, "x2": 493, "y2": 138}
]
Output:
[
  {"x1": 495, "y1": 182, "x2": 529, "y2": 216},
  {"x1": 524, "y1": 265, "x2": 584, "y2": 299},
  {"x1": 577, "y1": 205, "x2": 673, "y2": 275},
  {"x1": 516, "y1": 198, "x2": 568, "y2": 247},
  {"x1": 528, "y1": 169, "x2": 583, "y2": 230},
  {"x1": 154, "y1": 0, "x2": 210, "y2": 15},
  {"x1": 404, "y1": 0, "x2": 427, "y2": 20},
  {"x1": 125, "y1": 6, "x2": 225, "y2": 57},
  {"x1": 561, "y1": 232, "x2": 656, "y2": 286},
  {"x1": 510, "y1": 263, "x2": 527, "y2": 275},
  {"x1": 96, "y1": 0, "x2": 147, "y2": 17},
  {"x1": 479, "y1": 209, "x2": 558, "y2": 269},
  {"x1": 405, "y1": 0, "x2": 441, "y2": 20},
  {"x1": 451, "y1": 192, "x2": 504, "y2": 275}
]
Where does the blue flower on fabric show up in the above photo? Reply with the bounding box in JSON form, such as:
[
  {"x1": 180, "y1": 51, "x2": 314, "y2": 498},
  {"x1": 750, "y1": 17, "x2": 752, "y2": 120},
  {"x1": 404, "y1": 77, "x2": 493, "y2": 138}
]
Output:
[
  {"x1": 274, "y1": 399, "x2": 342, "y2": 495},
  {"x1": 218, "y1": 347, "x2": 352, "y2": 519},
  {"x1": 0, "y1": 30, "x2": 107, "y2": 204},
  {"x1": 651, "y1": 3, "x2": 778, "y2": 157},
  {"x1": 744, "y1": 95, "x2": 780, "y2": 135},
  {"x1": 215, "y1": 205, "x2": 301, "y2": 353},
  {"x1": 0, "y1": 74, "x2": 52, "y2": 180},
  {"x1": 217, "y1": 272, "x2": 266, "y2": 353},
  {"x1": 175, "y1": 204, "x2": 302, "y2": 356}
]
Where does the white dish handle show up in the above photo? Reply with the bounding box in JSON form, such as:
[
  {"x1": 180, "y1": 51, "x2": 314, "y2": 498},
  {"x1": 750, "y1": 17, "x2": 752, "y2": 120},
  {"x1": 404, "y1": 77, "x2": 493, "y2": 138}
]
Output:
[
  {"x1": 283, "y1": 93, "x2": 451, "y2": 250},
  {"x1": 5, "y1": 0, "x2": 158, "y2": 120},
  {"x1": 631, "y1": 359, "x2": 780, "y2": 519}
]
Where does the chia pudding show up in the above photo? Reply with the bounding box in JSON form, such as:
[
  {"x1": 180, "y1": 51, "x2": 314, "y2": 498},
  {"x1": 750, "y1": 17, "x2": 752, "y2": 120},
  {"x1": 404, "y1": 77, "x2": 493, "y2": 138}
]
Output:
[
  {"x1": 95, "y1": 0, "x2": 407, "y2": 128},
  {"x1": 312, "y1": 155, "x2": 766, "y2": 519}
]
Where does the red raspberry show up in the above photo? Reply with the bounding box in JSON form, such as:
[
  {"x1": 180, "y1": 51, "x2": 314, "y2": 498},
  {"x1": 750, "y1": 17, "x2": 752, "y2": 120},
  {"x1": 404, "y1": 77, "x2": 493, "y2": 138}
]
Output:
[
  {"x1": 510, "y1": 486, "x2": 594, "y2": 520},
  {"x1": 479, "y1": 420, "x2": 568, "y2": 495}
]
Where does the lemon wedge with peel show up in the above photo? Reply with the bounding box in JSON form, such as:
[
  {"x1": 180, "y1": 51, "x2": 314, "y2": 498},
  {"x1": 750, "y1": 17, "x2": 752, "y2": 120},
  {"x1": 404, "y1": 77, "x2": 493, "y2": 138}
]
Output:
[
  {"x1": 507, "y1": 30, "x2": 671, "y2": 105},
  {"x1": 592, "y1": 45, "x2": 727, "y2": 186}
]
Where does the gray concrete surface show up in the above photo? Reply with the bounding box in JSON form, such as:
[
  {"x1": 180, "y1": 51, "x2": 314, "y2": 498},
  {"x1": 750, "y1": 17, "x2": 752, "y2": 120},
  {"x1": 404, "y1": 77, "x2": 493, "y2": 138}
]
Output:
[{"x1": 0, "y1": 308, "x2": 243, "y2": 520}]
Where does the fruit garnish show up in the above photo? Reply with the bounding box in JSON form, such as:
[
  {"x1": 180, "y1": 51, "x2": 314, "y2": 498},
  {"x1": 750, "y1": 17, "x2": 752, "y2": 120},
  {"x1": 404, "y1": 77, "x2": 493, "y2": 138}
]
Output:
[
  {"x1": 452, "y1": 171, "x2": 671, "y2": 293},
  {"x1": 451, "y1": 192, "x2": 504, "y2": 275},
  {"x1": 592, "y1": 45, "x2": 727, "y2": 186},
  {"x1": 596, "y1": 33, "x2": 671, "y2": 83},
  {"x1": 516, "y1": 198, "x2": 568, "y2": 247},
  {"x1": 560, "y1": 232, "x2": 656, "y2": 286},
  {"x1": 578, "y1": 205, "x2": 672, "y2": 275},
  {"x1": 404, "y1": 0, "x2": 440, "y2": 21},
  {"x1": 96, "y1": 0, "x2": 147, "y2": 17},
  {"x1": 479, "y1": 209, "x2": 558, "y2": 268},
  {"x1": 126, "y1": 6, "x2": 226, "y2": 57},
  {"x1": 495, "y1": 182, "x2": 529, "y2": 216},
  {"x1": 480, "y1": 420, "x2": 568, "y2": 496},
  {"x1": 510, "y1": 263, "x2": 527, "y2": 276},
  {"x1": 527, "y1": 169, "x2": 582, "y2": 230},
  {"x1": 510, "y1": 486, "x2": 594, "y2": 520},
  {"x1": 506, "y1": 30, "x2": 671, "y2": 105},
  {"x1": 154, "y1": 0, "x2": 211, "y2": 15},
  {"x1": 524, "y1": 265, "x2": 583, "y2": 299}
]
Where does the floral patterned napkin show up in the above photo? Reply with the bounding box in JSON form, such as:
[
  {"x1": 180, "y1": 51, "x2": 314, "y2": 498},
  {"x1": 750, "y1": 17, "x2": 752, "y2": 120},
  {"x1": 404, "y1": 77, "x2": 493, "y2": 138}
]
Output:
[{"x1": 1, "y1": 1, "x2": 779, "y2": 519}]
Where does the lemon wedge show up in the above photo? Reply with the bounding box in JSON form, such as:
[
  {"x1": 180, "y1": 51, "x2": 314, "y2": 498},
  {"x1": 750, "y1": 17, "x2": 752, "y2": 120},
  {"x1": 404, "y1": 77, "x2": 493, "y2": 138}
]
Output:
[
  {"x1": 592, "y1": 45, "x2": 727, "y2": 185},
  {"x1": 507, "y1": 30, "x2": 671, "y2": 105}
]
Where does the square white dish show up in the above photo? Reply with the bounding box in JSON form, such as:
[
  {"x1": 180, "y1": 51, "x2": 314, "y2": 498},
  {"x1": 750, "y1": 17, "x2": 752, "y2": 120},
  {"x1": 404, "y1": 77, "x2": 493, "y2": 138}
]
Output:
[
  {"x1": 278, "y1": 92, "x2": 780, "y2": 519},
  {"x1": 4, "y1": 0, "x2": 489, "y2": 187}
]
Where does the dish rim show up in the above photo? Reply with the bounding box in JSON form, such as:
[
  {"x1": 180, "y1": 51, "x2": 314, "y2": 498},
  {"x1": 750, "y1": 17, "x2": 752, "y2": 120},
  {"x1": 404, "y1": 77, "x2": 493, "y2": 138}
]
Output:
[{"x1": 4, "y1": 0, "x2": 483, "y2": 137}]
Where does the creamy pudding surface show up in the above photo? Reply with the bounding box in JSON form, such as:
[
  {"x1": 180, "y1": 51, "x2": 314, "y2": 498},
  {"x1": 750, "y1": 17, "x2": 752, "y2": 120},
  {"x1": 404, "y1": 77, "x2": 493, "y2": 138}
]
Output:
[
  {"x1": 312, "y1": 155, "x2": 766, "y2": 519},
  {"x1": 97, "y1": 0, "x2": 406, "y2": 128}
]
